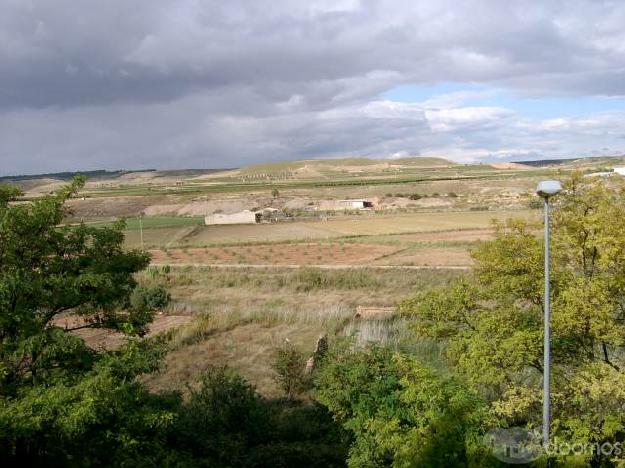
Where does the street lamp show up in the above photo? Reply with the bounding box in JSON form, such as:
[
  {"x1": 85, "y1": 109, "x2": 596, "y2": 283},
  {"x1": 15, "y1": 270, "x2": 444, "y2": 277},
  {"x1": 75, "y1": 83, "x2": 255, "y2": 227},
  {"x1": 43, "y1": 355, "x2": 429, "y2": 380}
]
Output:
[{"x1": 536, "y1": 180, "x2": 562, "y2": 450}]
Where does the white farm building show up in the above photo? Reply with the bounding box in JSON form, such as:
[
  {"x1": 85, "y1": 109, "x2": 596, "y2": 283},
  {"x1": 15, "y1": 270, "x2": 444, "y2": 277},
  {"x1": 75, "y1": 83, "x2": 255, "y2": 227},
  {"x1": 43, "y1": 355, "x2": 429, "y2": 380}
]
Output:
[
  {"x1": 339, "y1": 199, "x2": 373, "y2": 209},
  {"x1": 205, "y1": 210, "x2": 260, "y2": 225}
]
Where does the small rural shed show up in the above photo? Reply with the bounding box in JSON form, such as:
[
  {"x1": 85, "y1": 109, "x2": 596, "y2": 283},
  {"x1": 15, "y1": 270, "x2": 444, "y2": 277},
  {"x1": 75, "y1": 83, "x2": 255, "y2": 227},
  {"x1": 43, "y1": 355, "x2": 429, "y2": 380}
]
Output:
[
  {"x1": 584, "y1": 171, "x2": 614, "y2": 178},
  {"x1": 338, "y1": 199, "x2": 373, "y2": 209},
  {"x1": 205, "y1": 210, "x2": 260, "y2": 225}
]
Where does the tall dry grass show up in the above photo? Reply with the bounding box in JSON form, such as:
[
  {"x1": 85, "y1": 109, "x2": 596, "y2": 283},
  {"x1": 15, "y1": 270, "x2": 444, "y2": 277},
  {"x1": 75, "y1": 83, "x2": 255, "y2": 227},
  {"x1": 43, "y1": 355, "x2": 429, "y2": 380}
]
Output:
[{"x1": 138, "y1": 266, "x2": 460, "y2": 393}]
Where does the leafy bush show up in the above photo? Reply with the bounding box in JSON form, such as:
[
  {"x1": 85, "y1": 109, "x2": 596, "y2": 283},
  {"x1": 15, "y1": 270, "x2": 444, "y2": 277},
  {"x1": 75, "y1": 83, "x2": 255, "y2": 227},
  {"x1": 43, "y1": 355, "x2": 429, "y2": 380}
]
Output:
[
  {"x1": 172, "y1": 367, "x2": 269, "y2": 463},
  {"x1": 0, "y1": 342, "x2": 178, "y2": 466},
  {"x1": 272, "y1": 343, "x2": 311, "y2": 398},
  {"x1": 171, "y1": 367, "x2": 347, "y2": 467},
  {"x1": 315, "y1": 344, "x2": 490, "y2": 467},
  {"x1": 130, "y1": 285, "x2": 171, "y2": 312}
]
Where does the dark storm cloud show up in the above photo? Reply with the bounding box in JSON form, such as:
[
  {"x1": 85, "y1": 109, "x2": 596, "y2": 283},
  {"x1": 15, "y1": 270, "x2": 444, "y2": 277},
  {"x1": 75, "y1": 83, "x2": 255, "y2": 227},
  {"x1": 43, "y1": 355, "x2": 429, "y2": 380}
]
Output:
[{"x1": 1, "y1": 0, "x2": 624, "y2": 174}]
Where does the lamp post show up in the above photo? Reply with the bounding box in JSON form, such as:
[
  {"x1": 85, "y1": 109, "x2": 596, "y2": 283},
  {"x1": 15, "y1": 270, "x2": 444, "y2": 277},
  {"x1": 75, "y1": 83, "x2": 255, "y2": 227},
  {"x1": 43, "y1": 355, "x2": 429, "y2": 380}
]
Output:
[{"x1": 536, "y1": 180, "x2": 562, "y2": 450}]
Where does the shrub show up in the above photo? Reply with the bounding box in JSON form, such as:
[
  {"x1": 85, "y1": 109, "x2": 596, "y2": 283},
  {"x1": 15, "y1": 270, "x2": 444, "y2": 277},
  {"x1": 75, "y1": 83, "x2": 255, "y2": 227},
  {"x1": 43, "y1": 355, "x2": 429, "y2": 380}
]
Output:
[
  {"x1": 172, "y1": 367, "x2": 269, "y2": 461},
  {"x1": 272, "y1": 343, "x2": 311, "y2": 399},
  {"x1": 130, "y1": 285, "x2": 171, "y2": 312}
]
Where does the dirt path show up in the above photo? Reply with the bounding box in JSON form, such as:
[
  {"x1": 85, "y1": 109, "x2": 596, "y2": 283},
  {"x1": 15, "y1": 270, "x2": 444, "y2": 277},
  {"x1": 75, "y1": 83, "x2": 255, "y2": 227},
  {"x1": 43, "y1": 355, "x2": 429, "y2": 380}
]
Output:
[{"x1": 150, "y1": 262, "x2": 471, "y2": 271}]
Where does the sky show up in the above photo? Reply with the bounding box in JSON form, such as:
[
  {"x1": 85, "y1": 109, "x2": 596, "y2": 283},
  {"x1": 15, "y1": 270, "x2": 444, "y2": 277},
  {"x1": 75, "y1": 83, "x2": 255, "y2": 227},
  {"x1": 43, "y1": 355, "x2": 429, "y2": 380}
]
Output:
[{"x1": 1, "y1": 0, "x2": 625, "y2": 175}]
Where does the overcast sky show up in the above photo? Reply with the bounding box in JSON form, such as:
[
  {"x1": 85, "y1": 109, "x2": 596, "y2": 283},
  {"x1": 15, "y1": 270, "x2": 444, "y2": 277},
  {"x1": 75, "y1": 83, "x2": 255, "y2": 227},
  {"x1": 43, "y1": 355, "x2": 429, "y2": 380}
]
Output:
[{"x1": 1, "y1": 0, "x2": 625, "y2": 175}]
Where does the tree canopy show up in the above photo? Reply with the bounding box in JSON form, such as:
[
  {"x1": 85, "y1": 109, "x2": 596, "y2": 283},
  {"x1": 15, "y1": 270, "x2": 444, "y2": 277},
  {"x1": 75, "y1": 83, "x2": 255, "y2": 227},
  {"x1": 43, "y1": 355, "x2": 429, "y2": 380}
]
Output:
[
  {"x1": 0, "y1": 177, "x2": 155, "y2": 395},
  {"x1": 399, "y1": 173, "x2": 625, "y2": 466}
]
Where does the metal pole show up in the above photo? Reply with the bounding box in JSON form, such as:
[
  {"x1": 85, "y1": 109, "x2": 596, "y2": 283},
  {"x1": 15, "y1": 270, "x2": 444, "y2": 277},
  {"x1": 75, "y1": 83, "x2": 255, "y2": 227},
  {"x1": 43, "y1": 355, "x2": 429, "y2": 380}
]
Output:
[
  {"x1": 542, "y1": 197, "x2": 551, "y2": 449},
  {"x1": 139, "y1": 215, "x2": 144, "y2": 250}
]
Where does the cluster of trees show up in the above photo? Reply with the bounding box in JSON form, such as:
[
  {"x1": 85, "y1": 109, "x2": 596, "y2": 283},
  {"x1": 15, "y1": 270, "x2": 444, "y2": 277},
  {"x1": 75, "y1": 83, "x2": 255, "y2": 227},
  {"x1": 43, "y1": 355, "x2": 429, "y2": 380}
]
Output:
[
  {"x1": 3, "y1": 173, "x2": 625, "y2": 466},
  {"x1": 315, "y1": 173, "x2": 625, "y2": 466}
]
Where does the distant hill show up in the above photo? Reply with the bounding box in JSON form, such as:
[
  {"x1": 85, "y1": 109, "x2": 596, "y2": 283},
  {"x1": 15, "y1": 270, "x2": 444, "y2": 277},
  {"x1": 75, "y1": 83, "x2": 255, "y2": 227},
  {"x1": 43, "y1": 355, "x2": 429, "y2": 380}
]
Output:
[
  {"x1": 1, "y1": 156, "x2": 458, "y2": 186},
  {"x1": 0, "y1": 169, "x2": 132, "y2": 183},
  {"x1": 238, "y1": 157, "x2": 454, "y2": 178},
  {"x1": 0, "y1": 168, "x2": 234, "y2": 184},
  {"x1": 517, "y1": 155, "x2": 625, "y2": 168}
]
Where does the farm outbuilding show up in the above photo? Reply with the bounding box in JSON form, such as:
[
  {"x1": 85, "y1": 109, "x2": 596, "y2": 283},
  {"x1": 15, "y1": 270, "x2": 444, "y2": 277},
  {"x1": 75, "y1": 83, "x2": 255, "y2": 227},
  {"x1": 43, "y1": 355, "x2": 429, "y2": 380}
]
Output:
[
  {"x1": 584, "y1": 171, "x2": 614, "y2": 178},
  {"x1": 338, "y1": 199, "x2": 373, "y2": 209},
  {"x1": 205, "y1": 210, "x2": 260, "y2": 225},
  {"x1": 317, "y1": 199, "x2": 375, "y2": 211}
]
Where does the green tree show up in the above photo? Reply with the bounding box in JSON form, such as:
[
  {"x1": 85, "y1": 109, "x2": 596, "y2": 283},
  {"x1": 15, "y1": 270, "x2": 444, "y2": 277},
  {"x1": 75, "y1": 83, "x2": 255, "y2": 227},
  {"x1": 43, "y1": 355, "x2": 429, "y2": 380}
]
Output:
[
  {"x1": 0, "y1": 342, "x2": 178, "y2": 466},
  {"x1": 272, "y1": 342, "x2": 310, "y2": 399},
  {"x1": 171, "y1": 367, "x2": 348, "y2": 467},
  {"x1": 0, "y1": 179, "x2": 178, "y2": 465},
  {"x1": 315, "y1": 344, "x2": 492, "y2": 467},
  {"x1": 400, "y1": 173, "x2": 625, "y2": 466},
  {"x1": 0, "y1": 180, "x2": 348, "y2": 466},
  {"x1": 0, "y1": 184, "x2": 23, "y2": 206},
  {"x1": 0, "y1": 178, "x2": 152, "y2": 393}
]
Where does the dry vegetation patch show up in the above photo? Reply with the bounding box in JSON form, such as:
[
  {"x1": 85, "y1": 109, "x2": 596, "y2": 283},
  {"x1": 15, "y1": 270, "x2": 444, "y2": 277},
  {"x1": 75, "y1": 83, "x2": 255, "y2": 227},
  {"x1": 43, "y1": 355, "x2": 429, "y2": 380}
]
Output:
[
  {"x1": 373, "y1": 247, "x2": 473, "y2": 266},
  {"x1": 143, "y1": 322, "x2": 322, "y2": 396},
  {"x1": 150, "y1": 242, "x2": 401, "y2": 266},
  {"x1": 53, "y1": 313, "x2": 193, "y2": 350},
  {"x1": 136, "y1": 266, "x2": 462, "y2": 394}
]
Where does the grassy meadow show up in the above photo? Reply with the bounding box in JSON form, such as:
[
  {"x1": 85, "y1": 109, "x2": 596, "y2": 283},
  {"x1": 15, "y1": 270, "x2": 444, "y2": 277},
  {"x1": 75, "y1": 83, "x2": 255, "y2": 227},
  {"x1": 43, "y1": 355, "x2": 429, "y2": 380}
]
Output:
[{"x1": 140, "y1": 266, "x2": 460, "y2": 396}]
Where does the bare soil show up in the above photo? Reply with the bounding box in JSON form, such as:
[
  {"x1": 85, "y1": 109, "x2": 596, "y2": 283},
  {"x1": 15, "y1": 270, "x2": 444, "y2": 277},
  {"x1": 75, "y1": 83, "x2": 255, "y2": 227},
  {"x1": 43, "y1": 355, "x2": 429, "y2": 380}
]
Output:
[
  {"x1": 150, "y1": 242, "x2": 401, "y2": 266},
  {"x1": 381, "y1": 228, "x2": 494, "y2": 242},
  {"x1": 53, "y1": 314, "x2": 193, "y2": 350},
  {"x1": 374, "y1": 247, "x2": 473, "y2": 266}
]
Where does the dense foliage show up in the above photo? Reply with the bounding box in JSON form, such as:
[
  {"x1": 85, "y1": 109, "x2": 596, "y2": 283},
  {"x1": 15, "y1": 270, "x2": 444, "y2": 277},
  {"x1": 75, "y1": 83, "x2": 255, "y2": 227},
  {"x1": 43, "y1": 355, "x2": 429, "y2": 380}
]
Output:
[
  {"x1": 315, "y1": 344, "x2": 492, "y2": 467},
  {"x1": 397, "y1": 173, "x2": 625, "y2": 466},
  {"x1": 0, "y1": 178, "x2": 157, "y2": 391},
  {"x1": 272, "y1": 341, "x2": 311, "y2": 399},
  {"x1": 312, "y1": 174, "x2": 625, "y2": 466},
  {"x1": 0, "y1": 180, "x2": 347, "y2": 466}
]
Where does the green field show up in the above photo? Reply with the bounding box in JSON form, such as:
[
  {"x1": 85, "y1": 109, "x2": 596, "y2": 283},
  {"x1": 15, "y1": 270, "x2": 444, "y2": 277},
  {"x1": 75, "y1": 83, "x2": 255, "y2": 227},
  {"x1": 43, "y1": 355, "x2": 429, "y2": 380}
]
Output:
[
  {"x1": 89, "y1": 216, "x2": 204, "y2": 230},
  {"x1": 122, "y1": 210, "x2": 537, "y2": 249}
]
